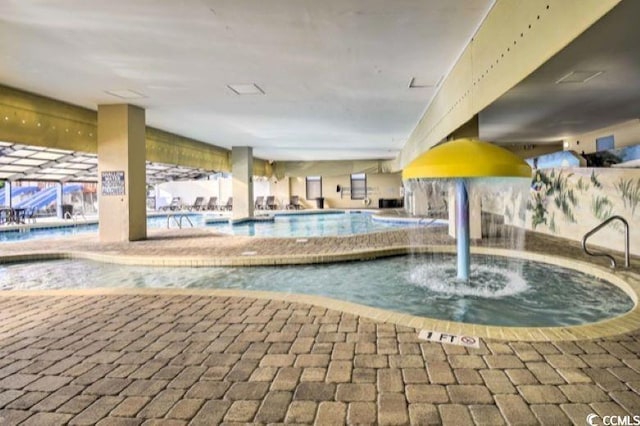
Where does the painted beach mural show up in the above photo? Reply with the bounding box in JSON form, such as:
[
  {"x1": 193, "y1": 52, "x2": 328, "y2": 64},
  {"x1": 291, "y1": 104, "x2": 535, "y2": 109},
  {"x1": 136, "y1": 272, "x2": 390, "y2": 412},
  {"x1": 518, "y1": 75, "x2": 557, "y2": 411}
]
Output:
[
  {"x1": 506, "y1": 167, "x2": 640, "y2": 256},
  {"x1": 482, "y1": 143, "x2": 640, "y2": 257}
]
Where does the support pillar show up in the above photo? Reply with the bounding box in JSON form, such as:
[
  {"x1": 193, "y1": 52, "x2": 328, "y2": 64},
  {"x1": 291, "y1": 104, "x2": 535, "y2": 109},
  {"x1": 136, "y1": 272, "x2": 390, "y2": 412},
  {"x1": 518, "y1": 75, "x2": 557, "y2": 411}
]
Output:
[
  {"x1": 231, "y1": 146, "x2": 254, "y2": 220},
  {"x1": 56, "y1": 182, "x2": 63, "y2": 218},
  {"x1": 97, "y1": 104, "x2": 146, "y2": 242},
  {"x1": 4, "y1": 181, "x2": 11, "y2": 208}
]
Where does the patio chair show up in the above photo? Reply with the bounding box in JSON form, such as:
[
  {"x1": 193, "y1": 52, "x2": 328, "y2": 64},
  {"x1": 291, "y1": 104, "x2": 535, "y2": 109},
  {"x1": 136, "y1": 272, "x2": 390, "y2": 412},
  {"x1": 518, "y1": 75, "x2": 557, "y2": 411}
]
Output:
[
  {"x1": 286, "y1": 195, "x2": 302, "y2": 210},
  {"x1": 189, "y1": 196, "x2": 205, "y2": 211},
  {"x1": 205, "y1": 196, "x2": 218, "y2": 210},
  {"x1": 164, "y1": 197, "x2": 182, "y2": 211},
  {"x1": 0, "y1": 207, "x2": 10, "y2": 225},
  {"x1": 221, "y1": 197, "x2": 233, "y2": 211},
  {"x1": 25, "y1": 207, "x2": 37, "y2": 223},
  {"x1": 254, "y1": 196, "x2": 264, "y2": 210},
  {"x1": 265, "y1": 195, "x2": 276, "y2": 210}
]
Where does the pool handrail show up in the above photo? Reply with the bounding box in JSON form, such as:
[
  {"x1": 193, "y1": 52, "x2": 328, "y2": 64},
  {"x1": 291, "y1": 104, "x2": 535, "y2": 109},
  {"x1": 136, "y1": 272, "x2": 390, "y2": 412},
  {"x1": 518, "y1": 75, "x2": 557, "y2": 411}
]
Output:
[{"x1": 582, "y1": 215, "x2": 630, "y2": 268}]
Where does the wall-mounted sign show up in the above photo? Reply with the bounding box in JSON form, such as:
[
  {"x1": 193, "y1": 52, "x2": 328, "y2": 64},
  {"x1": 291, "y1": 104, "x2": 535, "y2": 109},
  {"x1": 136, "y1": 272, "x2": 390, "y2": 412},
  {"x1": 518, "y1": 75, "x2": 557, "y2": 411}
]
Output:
[{"x1": 101, "y1": 171, "x2": 125, "y2": 196}]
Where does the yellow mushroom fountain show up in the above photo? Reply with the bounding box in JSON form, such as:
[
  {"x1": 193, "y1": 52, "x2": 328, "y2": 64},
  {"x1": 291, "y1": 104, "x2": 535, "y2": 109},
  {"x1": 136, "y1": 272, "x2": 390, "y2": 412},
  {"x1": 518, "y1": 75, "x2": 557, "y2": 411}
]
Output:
[{"x1": 402, "y1": 138, "x2": 532, "y2": 281}]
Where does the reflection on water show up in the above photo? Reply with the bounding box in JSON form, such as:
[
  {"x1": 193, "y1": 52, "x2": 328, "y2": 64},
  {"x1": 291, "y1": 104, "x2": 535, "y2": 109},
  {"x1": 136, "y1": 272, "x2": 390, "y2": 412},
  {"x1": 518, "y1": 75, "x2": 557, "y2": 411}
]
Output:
[
  {"x1": 0, "y1": 254, "x2": 632, "y2": 327},
  {"x1": 207, "y1": 213, "x2": 429, "y2": 237}
]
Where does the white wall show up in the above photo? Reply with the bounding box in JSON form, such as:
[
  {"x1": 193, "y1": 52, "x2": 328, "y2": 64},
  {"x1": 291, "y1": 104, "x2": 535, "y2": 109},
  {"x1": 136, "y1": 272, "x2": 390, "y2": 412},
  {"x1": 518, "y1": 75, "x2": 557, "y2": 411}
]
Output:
[
  {"x1": 155, "y1": 176, "x2": 269, "y2": 210},
  {"x1": 563, "y1": 119, "x2": 640, "y2": 153},
  {"x1": 290, "y1": 173, "x2": 403, "y2": 209}
]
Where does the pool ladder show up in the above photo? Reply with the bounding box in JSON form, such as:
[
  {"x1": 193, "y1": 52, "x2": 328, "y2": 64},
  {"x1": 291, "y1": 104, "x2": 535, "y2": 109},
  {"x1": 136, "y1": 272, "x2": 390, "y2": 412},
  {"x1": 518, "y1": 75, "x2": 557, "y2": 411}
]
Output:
[
  {"x1": 582, "y1": 215, "x2": 630, "y2": 268},
  {"x1": 167, "y1": 212, "x2": 193, "y2": 229},
  {"x1": 64, "y1": 210, "x2": 86, "y2": 225}
]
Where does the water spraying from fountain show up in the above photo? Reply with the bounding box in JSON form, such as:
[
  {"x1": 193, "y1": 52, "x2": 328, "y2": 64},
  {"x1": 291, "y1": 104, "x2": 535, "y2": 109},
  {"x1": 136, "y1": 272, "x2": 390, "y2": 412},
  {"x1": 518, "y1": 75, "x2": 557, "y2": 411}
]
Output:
[{"x1": 402, "y1": 139, "x2": 532, "y2": 283}]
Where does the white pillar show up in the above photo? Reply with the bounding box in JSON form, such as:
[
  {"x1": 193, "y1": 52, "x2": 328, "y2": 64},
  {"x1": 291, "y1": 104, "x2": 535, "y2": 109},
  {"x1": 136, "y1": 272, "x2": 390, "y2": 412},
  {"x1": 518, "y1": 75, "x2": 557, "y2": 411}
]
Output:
[
  {"x1": 56, "y1": 182, "x2": 63, "y2": 218},
  {"x1": 231, "y1": 146, "x2": 254, "y2": 219},
  {"x1": 4, "y1": 181, "x2": 11, "y2": 208},
  {"x1": 97, "y1": 104, "x2": 146, "y2": 242}
]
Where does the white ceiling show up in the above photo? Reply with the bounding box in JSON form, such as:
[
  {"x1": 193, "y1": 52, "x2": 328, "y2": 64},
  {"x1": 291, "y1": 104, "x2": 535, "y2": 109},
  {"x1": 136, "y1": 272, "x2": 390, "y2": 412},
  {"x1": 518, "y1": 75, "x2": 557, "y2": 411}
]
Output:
[{"x1": 0, "y1": 0, "x2": 493, "y2": 161}]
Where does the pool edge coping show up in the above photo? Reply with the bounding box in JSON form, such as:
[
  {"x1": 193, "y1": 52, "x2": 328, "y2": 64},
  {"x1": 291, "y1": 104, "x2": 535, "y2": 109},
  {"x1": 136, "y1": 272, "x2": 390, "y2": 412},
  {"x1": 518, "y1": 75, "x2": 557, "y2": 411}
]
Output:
[{"x1": 1, "y1": 246, "x2": 638, "y2": 343}]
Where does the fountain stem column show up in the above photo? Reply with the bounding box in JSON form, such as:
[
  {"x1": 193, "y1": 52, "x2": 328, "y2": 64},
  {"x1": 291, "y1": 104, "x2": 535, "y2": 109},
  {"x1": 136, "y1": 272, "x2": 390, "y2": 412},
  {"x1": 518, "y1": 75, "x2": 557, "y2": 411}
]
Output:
[{"x1": 456, "y1": 179, "x2": 470, "y2": 281}]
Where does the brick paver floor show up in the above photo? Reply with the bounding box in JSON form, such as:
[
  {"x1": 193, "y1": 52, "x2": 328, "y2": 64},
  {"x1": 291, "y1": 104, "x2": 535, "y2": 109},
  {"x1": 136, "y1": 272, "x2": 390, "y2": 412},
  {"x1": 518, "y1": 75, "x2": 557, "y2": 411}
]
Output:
[
  {"x1": 0, "y1": 293, "x2": 638, "y2": 425},
  {"x1": 0, "y1": 224, "x2": 639, "y2": 424}
]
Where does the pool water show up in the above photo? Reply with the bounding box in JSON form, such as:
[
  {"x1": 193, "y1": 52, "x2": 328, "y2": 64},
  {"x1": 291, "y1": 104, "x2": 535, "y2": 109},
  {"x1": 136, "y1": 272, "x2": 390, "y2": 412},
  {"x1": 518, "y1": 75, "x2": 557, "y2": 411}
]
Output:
[
  {"x1": 208, "y1": 212, "x2": 426, "y2": 237},
  {"x1": 0, "y1": 214, "x2": 205, "y2": 242},
  {"x1": 0, "y1": 254, "x2": 632, "y2": 327},
  {"x1": 0, "y1": 212, "x2": 427, "y2": 242}
]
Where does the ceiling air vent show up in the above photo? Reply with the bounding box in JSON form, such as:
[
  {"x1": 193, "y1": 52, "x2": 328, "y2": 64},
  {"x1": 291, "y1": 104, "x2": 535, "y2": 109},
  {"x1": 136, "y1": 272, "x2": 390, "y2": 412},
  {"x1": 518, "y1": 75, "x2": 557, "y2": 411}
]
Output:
[
  {"x1": 104, "y1": 89, "x2": 146, "y2": 99},
  {"x1": 408, "y1": 76, "x2": 442, "y2": 89},
  {"x1": 555, "y1": 71, "x2": 603, "y2": 84},
  {"x1": 227, "y1": 83, "x2": 265, "y2": 95}
]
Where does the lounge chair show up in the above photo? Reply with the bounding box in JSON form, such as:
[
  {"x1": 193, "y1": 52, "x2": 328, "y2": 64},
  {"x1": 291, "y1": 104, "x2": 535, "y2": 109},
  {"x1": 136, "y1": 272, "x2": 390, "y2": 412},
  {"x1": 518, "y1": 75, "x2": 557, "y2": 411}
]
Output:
[
  {"x1": 265, "y1": 195, "x2": 276, "y2": 210},
  {"x1": 205, "y1": 196, "x2": 218, "y2": 210},
  {"x1": 254, "y1": 196, "x2": 264, "y2": 210},
  {"x1": 286, "y1": 195, "x2": 302, "y2": 210},
  {"x1": 221, "y1": 197, "x2": 233, "y2": 211},
  {"x1": 163, "y1": 197, "x2": 182, "y2": 211},
  {"x1": 189, "y1": 196, "x2": 205, "y2": 211}
]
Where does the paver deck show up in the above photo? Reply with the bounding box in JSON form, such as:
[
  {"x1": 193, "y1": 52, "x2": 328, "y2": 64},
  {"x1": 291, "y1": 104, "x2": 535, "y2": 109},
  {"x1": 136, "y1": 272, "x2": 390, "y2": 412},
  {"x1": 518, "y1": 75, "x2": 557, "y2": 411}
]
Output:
[{"x1": 0, "y1": 224, "x2": 638, "y2": 424}]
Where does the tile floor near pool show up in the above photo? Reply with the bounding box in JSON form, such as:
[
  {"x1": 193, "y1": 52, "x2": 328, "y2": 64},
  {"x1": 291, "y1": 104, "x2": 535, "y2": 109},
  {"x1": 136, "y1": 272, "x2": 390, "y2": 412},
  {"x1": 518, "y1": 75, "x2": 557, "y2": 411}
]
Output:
[{"x1": 0, "y1": 226, "x2": 639, "y2": 425}]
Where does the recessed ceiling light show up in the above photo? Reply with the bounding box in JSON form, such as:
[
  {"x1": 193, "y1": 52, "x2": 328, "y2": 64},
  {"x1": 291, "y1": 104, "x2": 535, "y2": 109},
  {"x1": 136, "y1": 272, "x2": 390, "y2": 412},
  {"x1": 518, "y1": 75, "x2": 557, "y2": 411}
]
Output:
[
  {"x1": 227, "y1": 83, "x2": 265, "y2": 95},
  {"x1": 104, "y1": 89, "x2": 147, "y2": 99},
  {"x1": 555, "y1": 71, "x2": 603, "y2": 84}
]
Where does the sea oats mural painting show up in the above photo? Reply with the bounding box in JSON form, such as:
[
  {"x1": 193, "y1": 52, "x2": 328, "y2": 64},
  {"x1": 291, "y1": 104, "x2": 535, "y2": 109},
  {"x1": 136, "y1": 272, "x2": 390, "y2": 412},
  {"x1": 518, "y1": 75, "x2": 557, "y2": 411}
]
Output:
[{"x1": 520, "y1": 168, "x2": 639, "y2": 256}]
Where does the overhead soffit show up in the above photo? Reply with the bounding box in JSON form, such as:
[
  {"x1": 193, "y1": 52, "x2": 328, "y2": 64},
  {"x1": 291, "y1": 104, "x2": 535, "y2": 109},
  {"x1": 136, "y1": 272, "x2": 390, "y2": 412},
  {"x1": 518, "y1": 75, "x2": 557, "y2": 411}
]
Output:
[
  {"x1": 398, "y1": 0, "x2": 622, "y2": 169},
  {"x1": 0, "y1": 142, "x2": 215, "y2": 183},
  {"x1": 480, "y1": 0, "x2": 639, "y2": 144}
]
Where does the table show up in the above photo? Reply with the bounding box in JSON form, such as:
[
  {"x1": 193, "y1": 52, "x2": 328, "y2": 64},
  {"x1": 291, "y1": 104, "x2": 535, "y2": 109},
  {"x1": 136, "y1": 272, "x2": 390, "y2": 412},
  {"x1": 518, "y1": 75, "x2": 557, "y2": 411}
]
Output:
[{"x1": 0, "y1": 207, "x2": 27, "y2": 225}]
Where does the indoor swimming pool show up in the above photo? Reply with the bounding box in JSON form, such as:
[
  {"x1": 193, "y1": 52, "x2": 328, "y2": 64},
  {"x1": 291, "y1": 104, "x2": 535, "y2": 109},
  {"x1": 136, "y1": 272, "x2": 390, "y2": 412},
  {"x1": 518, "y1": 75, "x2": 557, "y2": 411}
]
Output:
[
  {"x1": 0, "y1": 212, "x2": 434, "y2": 242},
  {"x1": 207, "y1": 212, "x2": 439, "y2": 237},
  {"x1": 0, "y1": 254, "x2": 633, "y2": 327},
  {"x1": 0, "y1": 214, "x2": 204, "y2": 242}
]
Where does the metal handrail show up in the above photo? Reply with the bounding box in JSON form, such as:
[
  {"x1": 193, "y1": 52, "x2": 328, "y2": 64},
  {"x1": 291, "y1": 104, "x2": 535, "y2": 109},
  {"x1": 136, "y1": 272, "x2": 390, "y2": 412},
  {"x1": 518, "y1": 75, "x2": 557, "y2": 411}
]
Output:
[
  {"x1": 166, "y1": 212, "x2": 194, "y2": 229},
  {"x1": 582, "y1": 215, "x2": 630, "y2": 268},
  {"x1": 179, "y1": 215, "x2": 193, "y2": 228}
]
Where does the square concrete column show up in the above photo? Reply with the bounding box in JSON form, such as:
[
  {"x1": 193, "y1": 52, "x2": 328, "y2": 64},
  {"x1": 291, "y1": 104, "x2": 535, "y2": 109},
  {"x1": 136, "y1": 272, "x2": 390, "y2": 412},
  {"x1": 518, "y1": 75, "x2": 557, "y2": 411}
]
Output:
[
  {"x1": 97, "y1": 104, "x2": 146, "y2": 242},
  {"x1": 232, "y1": 146, "x2": 254, "y2": 219}
]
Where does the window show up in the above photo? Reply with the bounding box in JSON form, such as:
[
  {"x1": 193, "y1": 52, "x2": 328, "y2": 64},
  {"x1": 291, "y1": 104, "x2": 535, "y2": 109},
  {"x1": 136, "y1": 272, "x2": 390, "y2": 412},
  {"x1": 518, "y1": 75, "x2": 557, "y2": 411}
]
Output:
[
  {"x1": 596, "y1": 135, "x2": 614, "y2": 152},
  {"x1": 305, "y1": 176, "x2": 322, "y2": 200},
  {"x1": 350, "y1": 173, "x2": 367, "y2": 200}
]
